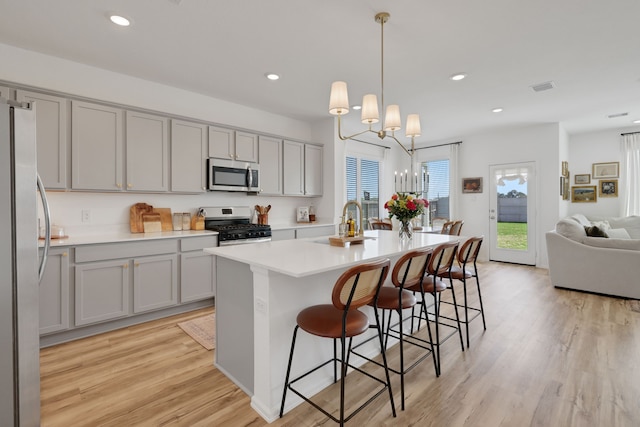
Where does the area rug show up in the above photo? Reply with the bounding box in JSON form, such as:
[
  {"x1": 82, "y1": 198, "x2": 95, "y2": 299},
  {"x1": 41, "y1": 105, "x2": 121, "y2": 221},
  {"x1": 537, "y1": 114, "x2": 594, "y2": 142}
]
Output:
[{"x1": 177, "y1": 314, "x2": 215, "y2": 350}]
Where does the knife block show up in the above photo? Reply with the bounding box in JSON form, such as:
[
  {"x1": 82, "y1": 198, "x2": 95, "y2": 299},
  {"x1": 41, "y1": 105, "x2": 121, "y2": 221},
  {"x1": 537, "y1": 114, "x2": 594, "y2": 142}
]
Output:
[{"x1": 191, "y1": 215, "x2": 205, "y2": 230}]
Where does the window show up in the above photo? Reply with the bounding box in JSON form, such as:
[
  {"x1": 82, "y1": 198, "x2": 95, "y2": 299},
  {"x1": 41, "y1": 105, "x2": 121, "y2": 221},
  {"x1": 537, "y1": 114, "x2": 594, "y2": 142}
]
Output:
[
  {"x1": 345, "y1": 156, "x2": 380, "y2": 222},
  {"x1": 422, "y1": 160, "x2": 450, "y2": 224}
]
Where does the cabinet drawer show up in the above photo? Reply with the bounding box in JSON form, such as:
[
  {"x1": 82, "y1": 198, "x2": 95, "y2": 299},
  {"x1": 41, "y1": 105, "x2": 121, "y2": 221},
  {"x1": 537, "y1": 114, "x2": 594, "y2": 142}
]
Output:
[
  {"x1": 75, "y1": 239, "x2": 178, "y2": 263},
  {"x1": 180, "y1": 235, "x2": 218, "y2": 252}
]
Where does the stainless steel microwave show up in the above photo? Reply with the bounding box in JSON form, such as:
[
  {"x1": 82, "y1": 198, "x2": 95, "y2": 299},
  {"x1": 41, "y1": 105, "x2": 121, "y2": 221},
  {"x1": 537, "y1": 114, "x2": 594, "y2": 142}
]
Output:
[{"x1": 207, "y1": 158, "x2": 260, "y2": 192}]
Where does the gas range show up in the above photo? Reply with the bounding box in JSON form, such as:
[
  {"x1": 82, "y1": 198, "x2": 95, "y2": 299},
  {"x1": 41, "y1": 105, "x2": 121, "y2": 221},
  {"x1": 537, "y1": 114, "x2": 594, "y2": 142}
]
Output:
[{"x1": 200, "y1": 206, "x2": 271, "y2": 246}]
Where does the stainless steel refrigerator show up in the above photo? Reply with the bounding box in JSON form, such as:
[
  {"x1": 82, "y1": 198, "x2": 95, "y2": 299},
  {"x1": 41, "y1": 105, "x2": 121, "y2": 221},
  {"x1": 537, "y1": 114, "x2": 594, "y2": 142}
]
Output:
[{"x1": 1, "y1": 98, "x2": 51, "y2": 426}]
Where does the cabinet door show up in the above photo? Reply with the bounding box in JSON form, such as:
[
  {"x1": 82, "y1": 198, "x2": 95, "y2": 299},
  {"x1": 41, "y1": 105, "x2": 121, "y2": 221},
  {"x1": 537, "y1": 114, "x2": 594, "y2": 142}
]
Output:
[
  {"x1": 75, "y1": 260, "x2": 129, "y2": 326},
  {"x1": 133, "y1": 255, "x2": 178, "y2": 313},
  {"x1": 270, "y1": 229, "x2": 296, "y2": 241},
  {"x1": 208, "y1": 125, "x2": 234, "y2": 159},
  {"x1": 17, "y1": 90, "x2": 69, "y2": 189},
  {"x1": 181, "y1": 251, "x2": 216, "y2": 303},
  {"x1": 235, "y1": 131, "x2": 258, "y2": 162},
  {"x1": 71, "y1": 101, "x2": 124, "y2": 191},
  {"x1": 283, "y1": 140, "x2": 304, "y2": 196},
  {"x1": 0, "y1": 86, "x2": 10, "y2": 99},
  {"x1": 125, "y1": 111, "x2": 169, "y2": 192},
  {"x1": 39, "y1": 248, "x2": 70, "y2": 335},
  {"x1": 258, "y1": 136, "x2": 282, "y2": 195},
  {"x1": 171, "y1": 120, "x2": 207, "y2": 193},
  {"x1": 304, "y1": 144, "x2": 323, "y2": 196},
  {"x1": 296, "y1": 225, "x2": 335, "y2": 239}
]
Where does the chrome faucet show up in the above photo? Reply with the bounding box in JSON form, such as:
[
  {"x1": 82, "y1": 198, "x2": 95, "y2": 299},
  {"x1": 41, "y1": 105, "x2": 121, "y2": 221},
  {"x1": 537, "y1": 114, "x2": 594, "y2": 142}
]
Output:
[{"x1": 342, "y1": 200, "x2": 364, "y2": 236}]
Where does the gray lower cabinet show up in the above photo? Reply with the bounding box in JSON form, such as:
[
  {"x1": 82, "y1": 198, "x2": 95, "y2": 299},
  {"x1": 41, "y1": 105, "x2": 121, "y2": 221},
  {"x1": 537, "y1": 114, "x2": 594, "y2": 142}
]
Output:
[
  {"x1": 180, "y1": 236, "x2": 217, "y2": 302},
  {"x1": 39, "y1": 248, "x2": 70, "y2": 335},
  {"x1": 133, "y1": 254, "x2": 178, "y2": 313},
  {"x1": 296, "y1": 225, "x2": 335, "y2": 239},
  {"x1": 75, "y1": 259, "x2": 129, "y2": 326}
]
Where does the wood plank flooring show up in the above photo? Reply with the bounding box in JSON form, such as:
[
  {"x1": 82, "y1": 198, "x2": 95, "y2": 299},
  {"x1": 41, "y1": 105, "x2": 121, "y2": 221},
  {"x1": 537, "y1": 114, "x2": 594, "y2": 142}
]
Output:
[{"x1": 40, "y1": 262, "x2": 640, "y2": 426}]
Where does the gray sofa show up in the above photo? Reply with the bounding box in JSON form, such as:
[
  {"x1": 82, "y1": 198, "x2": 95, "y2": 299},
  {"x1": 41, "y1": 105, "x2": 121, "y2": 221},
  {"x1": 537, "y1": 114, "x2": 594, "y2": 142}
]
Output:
[{"x1": 545, "y1": 214, "x2": 640, "y2": 299}]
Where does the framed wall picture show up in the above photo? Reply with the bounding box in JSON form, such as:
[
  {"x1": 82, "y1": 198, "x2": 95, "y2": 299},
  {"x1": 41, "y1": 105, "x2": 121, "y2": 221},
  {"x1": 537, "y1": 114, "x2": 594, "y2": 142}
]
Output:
[
  {"x1": 574, "y1": 174, "x2": 590, "y2": 184},
  {"x1": 599, "y1": 179, "x2": 618, "y2": 198},
  {"x1": 592, "y1": 162, "x2": 619, "y2": 179},
  {"x1": 571, "y1": 185, "x2": 597, "y2": 203},
  {"x1": 462, "y1": 177, "x2": 483, "y2": 193},
  {"x1": 296, "y1": 206, "x2": 310, "y2": 223},
  {"x1": 561, "y1": 161, "x2": 569, "y2": 177}
]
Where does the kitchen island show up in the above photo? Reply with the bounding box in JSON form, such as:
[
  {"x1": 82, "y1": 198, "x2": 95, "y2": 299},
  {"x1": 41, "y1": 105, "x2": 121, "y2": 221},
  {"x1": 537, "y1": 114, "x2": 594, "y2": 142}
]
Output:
[{"x1": 204, "y1": 230, "x2": 461, "y2": 422}]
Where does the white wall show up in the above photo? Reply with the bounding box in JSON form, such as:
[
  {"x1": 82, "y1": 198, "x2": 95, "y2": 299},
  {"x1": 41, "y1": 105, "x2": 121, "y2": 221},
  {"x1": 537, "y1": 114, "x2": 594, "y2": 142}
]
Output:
[
  {"x1": 452, "y1": 124, "x2": 561, "y2": 268},
  {"x1": 567, "y1": 125, "x2": 640, "y2": 218},
  {"x1": 0, "y1": 43, "x2": 339, "y2": 232}
]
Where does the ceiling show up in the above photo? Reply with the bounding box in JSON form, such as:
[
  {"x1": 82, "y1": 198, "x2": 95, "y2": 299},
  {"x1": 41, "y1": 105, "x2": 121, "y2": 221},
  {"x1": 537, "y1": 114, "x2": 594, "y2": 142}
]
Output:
[{"x1": 2, "y1": 0, "x2": 640, "y2": 144}]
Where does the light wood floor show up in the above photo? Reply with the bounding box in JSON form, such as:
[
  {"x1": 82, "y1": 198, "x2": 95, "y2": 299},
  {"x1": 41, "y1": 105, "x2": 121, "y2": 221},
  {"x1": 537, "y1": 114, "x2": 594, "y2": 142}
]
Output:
[{"x1": 41, "y1": 262, "x2": 640, "y2": 426}]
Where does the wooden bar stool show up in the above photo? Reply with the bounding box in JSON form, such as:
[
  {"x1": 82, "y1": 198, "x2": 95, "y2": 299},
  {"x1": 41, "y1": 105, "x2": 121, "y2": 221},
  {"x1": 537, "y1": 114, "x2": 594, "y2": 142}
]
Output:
[
  {"x1": 351, "y1": 247, "x2": 437, "y2": 410},
  {"x1": 279, "y1": 259, "x2": 396, "y2": 425},
  {"x1": 438, "y1": 236, "x2": 486, "y2": 348},
  {"x1": 450, "y1": 220, "x2": 464, "y2": 236},
  {"x1": 406, "y1": 241, "x2": 464, "y2": 376}
]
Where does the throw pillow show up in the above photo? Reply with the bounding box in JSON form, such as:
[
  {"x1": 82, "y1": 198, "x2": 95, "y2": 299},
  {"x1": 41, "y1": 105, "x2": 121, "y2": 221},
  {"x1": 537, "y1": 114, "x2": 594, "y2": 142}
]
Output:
[
  {"x1": 606, "y1": 228, "x2": 631, "y2": 239},
  {"x1": 584, "y1": 225, "x2": 608, "y2": 238},
  {"x1": 556, "y1": 218, "x2": 587, "y2": 241}
]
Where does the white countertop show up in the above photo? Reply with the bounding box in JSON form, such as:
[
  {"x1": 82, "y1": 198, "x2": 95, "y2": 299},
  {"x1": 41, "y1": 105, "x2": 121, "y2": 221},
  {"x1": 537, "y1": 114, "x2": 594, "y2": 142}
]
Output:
[
  {"x1": 39, "y1": 229, "x2": 217, "y2": 247},
  {"x1": 269, "y1": 220, "x2": 336, "y2": 231},
  {"x1": 204, "y1": 230, "x2": 460, "y2": 278}
]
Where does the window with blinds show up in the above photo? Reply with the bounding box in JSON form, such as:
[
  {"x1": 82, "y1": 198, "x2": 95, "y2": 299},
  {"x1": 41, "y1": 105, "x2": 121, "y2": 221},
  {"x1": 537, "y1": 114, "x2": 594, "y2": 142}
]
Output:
[
  {"x1": 422, "y1": 160, "x2": 450, "y2": 221},
  {"x1": 346, "y1": 156, "x2": 380, "y2": 222}
]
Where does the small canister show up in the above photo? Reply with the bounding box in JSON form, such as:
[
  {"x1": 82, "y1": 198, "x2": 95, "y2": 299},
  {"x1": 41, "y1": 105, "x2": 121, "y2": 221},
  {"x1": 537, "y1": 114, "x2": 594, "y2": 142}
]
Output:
[
  {"x1": 173, "y1": 213, "x2": 183, "y2": 231},
  {"x1": 182, "y1": 213, "x2": 191, "y2": 230}
]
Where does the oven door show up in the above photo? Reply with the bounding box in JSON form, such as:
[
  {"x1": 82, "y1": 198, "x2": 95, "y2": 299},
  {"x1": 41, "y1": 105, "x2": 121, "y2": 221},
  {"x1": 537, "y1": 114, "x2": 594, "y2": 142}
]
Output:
[{"x1": 208, "y1": 158, "x2": 260, "y2": 192}]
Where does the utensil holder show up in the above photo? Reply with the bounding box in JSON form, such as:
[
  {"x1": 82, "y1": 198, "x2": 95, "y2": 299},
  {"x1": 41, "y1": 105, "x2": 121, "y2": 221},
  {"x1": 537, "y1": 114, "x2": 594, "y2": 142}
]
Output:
[{"x1": 258, "y1": 214, "x2": 268, "y2": 225}]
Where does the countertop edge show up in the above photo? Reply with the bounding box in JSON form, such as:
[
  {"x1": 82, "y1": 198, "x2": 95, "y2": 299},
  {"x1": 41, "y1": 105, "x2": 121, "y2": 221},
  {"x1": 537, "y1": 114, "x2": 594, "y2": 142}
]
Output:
[{"x1": 39, "y1": 230, "x2": 218, "y2": 247}]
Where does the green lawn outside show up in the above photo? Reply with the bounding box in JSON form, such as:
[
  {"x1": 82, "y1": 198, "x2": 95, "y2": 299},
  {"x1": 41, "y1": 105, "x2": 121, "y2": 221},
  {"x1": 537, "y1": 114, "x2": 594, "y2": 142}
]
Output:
[{"x1": 497, "y1": 222, "x2": 528, "y2": 250}]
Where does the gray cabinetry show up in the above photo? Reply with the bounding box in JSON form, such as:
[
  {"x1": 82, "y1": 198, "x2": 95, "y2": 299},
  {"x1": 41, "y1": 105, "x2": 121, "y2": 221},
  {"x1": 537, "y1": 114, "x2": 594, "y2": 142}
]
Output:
[
  {"x1": 180, "y1": 236, "x2": 217, "y2": 303},
  {"x1": 171, "y1": 119, "x2": 207, "y2": 193},
  {"x1": 71, "y1": 101, "x2": 124, "y2": 191},
  {"x1": 209, "y1": 126, "x2": 258, "y2": 162},
  {"x1": 39, "y1": 248, "x2": 70, "y2": 335},
  {"x1": 296, "y1": 225, "x2": 335, "y2": 239},
  {"x1": 283, "y1": 140, "x2": 304, "y2": 196},
  {"x1": 75, "y1": 260, "x2": 129, "y2": 326},
  {"x1": 125, "y1": 111, "x2": 169, "y2": 192},
  {"x1": 258, "y1": 135, "x2": 282, "y2": 195},
  {"x1": 304, "y1": 144, "x2": 323, "y2": 196},
  {"x1": 17, "y1": 90, "x2": 69, "y2": 189},
  {"x1": 133, "y1": 254, "x2": 178, "y2": 313},
  {"x1": 0, "y1": 86, "x2": 10, "y2": 99},
  {"x1": 270, "y1": 229, "x2": 296, "y2": 241}
]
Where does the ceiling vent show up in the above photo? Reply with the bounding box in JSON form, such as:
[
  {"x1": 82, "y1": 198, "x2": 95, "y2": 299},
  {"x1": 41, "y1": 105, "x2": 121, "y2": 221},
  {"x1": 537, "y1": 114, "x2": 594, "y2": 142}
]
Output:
[
  {"x1": 530, "y1": 81, "x2": 555, "y2": 92},
  {"x1": 608, "y1": 112, "x2": 629, "y2": 119}
]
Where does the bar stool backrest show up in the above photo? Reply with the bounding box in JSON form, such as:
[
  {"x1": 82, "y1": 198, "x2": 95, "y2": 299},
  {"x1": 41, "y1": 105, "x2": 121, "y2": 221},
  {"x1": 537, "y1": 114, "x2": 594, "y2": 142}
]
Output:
[
  {"x1": 457, "y1": 236, "x2": 483, "y2": 265},
  {"x1": 332, "y1": 258, "x2": 390, "y2": 310},
  {"x1": 428, "y1": 241, "x2": 459, "y2": 276},
  {"x1": 450, "y1": 220, "x2": 464, "y2": 236},
  {"x1": 391, "y1": 247, "x2": 434, "y2": 289},
  {"x1": 371, "y1": 220, "x2": 393, "y2": 230},
  {"x1": 441, "y1": 221, "x2": 455, "y2": 234}
]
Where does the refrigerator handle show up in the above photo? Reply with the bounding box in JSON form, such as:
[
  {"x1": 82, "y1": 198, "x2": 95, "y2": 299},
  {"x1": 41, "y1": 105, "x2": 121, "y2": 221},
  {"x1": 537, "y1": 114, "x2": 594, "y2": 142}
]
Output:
[{"x1": 37, "y1": 174, "x2": 51, "y2": 283}]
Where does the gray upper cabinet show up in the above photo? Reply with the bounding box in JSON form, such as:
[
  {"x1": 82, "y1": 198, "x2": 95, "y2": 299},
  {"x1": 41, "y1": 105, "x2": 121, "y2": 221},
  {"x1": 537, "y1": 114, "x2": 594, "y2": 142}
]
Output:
[
  {"x1": 71, "y1": 101, "x2": 124, "y2": 191},
  {"x1": 171, "y1": 119, "x2": 208, "y2": 193},
  {"x1": 304, "y1": 144, "x2": 323, "y2": 196},
  {"x1": 209, "y1": 125, "x2": 258, "y2": 162},
  {"x1": 125, "y1": 111, "x2": 169, "y2": 192},
  {"x1": 17, "y1": 90, "x2": 69, "y2": 189},
  {"x1": 258, "y1": 136, "x2": 282, "y2": 195},
  {"x1": 283, "y1": 140, "x2": 304, "y2": 196},
  {"x1": 0, "y1": 86, "x2": 10, "y2": 99}
]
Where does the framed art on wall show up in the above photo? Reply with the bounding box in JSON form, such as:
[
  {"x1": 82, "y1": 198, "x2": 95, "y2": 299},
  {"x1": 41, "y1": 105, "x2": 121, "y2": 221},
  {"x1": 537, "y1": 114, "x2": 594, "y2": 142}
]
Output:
[
  {"x1": 592, "y1": 162, "x2": 619, "y2": 179},
  {"x1": 296, "y1": 206, "x2": 310, "y2": 223},
  {"x1": 462, "y1": 177, "x2": 483, "y2": 193},
  {"x1": 574, "y1": 174, "x2": 590, "y2": 184},
  {"x1": 599, "y1": 179, "x2": 618, "y2": 197},
  {"x1": 571, "y1": 185, "x2": 597, "y2": 203}
]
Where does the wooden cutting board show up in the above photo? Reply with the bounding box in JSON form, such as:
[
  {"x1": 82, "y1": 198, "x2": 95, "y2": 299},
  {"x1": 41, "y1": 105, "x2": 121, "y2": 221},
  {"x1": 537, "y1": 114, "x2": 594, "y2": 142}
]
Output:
[
  {"x1": 142, "y1": 213, "x2": 162, "y2": 233},
  {"x1": 130, "y1": 203, "x2": 154, "y2": 233},
  {"x1": 153, "y1": 208, "x2": 173, "y2": 231}
]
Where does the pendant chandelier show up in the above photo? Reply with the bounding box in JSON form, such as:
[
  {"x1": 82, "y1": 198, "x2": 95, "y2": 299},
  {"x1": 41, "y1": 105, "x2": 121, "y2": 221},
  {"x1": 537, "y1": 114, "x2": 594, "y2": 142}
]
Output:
[{"x1": 328, "y1": 12, "x2": 420, "y2": 157}]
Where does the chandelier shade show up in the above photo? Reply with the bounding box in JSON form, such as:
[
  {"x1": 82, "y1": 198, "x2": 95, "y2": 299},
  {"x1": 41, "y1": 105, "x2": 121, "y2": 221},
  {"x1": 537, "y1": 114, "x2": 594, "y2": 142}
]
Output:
[{"x1": 328, "y1": 11, "x2": 421, "y2": 157}]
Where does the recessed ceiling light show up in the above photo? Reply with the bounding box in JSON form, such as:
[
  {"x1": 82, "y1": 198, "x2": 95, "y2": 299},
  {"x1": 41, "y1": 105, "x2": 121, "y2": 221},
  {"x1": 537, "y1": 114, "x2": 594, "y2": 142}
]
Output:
[
  {"x1": 492, "y1": 108, "x2": 503, "y2": 113},
  {"x1": 109, "y1": 15, "x2": 131, "y2": 26},
  {"x1": 265, "y1": 73, "x2": 280, "y2": 81},
  {"x1": 450, "y1": 73, "x2": 466, "y2": 81},
  {"x1": 633, "y1": 119, "x2": 640, "y2": 124},
  {"x1": 352, "y1": 105, "x2": 362, "y2": 110}
]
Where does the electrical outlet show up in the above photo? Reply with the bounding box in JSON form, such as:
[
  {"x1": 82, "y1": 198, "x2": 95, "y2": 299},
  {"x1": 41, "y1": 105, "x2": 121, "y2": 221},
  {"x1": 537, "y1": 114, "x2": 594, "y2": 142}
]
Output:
[
  {"x1": 82, "y1": 209, "x2": 91, "y2": 223},
  {"x1": 255, "y1": 297, "x2": 267, "y2": 314}
]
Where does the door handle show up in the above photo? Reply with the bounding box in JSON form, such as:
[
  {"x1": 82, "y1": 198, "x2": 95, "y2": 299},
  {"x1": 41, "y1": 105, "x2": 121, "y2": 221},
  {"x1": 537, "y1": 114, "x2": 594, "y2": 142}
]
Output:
[{"x1": 490, "y1": 215, "x2": 496, "y2": 220}]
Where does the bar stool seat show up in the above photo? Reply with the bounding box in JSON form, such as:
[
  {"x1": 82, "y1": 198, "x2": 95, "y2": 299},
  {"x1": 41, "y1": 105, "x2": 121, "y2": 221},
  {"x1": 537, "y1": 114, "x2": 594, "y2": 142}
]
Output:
[{"x1": 297, "y1": 305, "x2": 370, "y2": 337}]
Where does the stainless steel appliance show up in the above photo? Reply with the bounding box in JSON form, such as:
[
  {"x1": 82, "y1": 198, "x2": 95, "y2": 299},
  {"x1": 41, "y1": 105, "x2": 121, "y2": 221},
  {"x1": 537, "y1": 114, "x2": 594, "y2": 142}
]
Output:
[
  {"x1": 201, "y1": 206, "x2": 271, "y2": 246},
  {"x1": 207, "y1": 158, "x2": 260, "y2": 192},
  {"x1": 1, "y1": 99, "x2": 51, "y2": 426}
]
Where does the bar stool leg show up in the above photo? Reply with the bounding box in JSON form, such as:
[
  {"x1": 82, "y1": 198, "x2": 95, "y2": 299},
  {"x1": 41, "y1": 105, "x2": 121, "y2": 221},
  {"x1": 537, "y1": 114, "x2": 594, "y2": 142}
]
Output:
[
  {"x1": 280, "y1": 326, "x2": 300, "y2": 418},
  {"x1": 372, "y1": 305, "x2": 397, "y2": 418}
]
